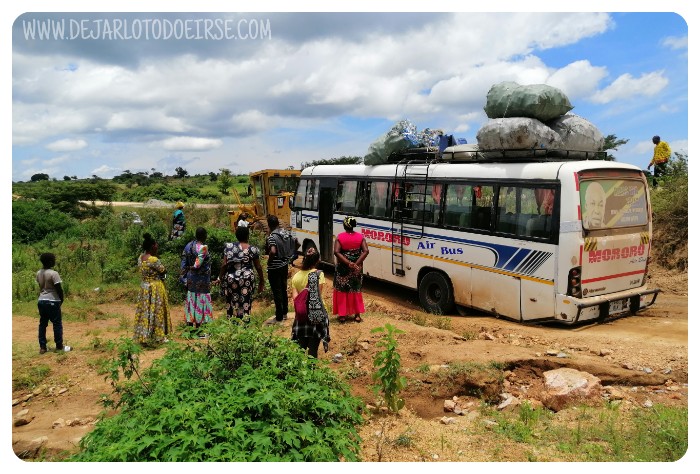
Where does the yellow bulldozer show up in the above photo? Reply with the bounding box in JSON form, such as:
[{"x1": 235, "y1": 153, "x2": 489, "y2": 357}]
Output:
[{"x1": 228, "y1": 169, "x2": 300, "y2": 233}]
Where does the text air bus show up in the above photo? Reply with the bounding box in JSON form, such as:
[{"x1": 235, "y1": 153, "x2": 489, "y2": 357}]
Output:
[{"x1": 290, "y1": 147, "x2": 660, "y2": 324}]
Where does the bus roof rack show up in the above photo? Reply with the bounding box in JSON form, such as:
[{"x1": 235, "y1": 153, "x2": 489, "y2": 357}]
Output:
[{"x1": 387, "y1": 146, "x2": 608, "y2": 164}]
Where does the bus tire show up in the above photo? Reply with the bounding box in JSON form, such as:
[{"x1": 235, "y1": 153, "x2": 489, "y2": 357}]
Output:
[{"x1": 418, "y1": 271, "x2": 455, "y2": 315}]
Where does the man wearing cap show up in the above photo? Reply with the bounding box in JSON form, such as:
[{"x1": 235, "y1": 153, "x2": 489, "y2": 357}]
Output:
[
  {"x1": 647, "y1": 136, "x2": 672, "y2": 186},
  {"x1": 169, "y1": 201, "x2": 186, "y2": 240}
]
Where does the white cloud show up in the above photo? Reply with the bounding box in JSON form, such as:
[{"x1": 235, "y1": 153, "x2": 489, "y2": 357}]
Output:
[
  {"x1": 44, "y1": 154, "x2": 72, "y2": 166},
  {"x1": 91, "y1": 164, "x2": 122, "y2": 178},
  {"x1": 662, "y1": 35, "x2": 688, "y2": 50},
  {"x1": 105, "y1": 110, "x2": 190, "y2": 133},
  {"x1": 161, "y1": 137, "x2": 223, "y2": 151},
  {"x1": 45, "y1": 138, "x2": 87, "y2": 152},
  {"x1": 547, "y1": 60, "x2": 608, "y2": 100},
  {"x1": 589, "y1": 71, "x2": 669, "y2": 104},
  {"x1": 230, "y1": 110, "x2": 277, "y2": 135}
]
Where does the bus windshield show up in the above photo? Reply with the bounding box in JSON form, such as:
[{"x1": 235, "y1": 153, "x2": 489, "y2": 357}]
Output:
[{"x1": 580, "y1": 179, "x2": 648, "y2": 230}]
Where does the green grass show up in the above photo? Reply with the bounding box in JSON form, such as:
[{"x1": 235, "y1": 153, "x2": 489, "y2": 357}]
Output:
[
  {"x1": 13, "y1": 364, "x2": 51, "y2": 391},
  {"x1": 481, "y1": 401, "x2": 688, "y2": 462}
]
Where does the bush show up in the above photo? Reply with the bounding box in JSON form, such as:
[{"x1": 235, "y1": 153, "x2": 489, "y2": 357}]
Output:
[
  {"x1": 69, "y1": 323, "x2": 365, "y2": 462},
  {"x1": 12, "y1": 199, "x2": 77, "y2": 244},
  {"x1": 650, "y1": 153, "x2": 688, "y2": 270}
]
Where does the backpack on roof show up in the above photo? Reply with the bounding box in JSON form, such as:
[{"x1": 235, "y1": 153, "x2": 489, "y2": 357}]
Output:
[{"x1": 271, "y1": 228, "x2": 299, "y2": 265}]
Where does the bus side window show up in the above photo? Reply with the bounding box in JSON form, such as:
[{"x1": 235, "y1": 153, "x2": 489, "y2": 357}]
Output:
[
  {"x1": 444, "y1": 183, "x2": 471, "y2": 227},
  {"x1": 356, "y1": 181, "x2": 370, "y2": 215},
  {"x1": 525, "y1": 187, "x2": 556, "y2": 238},
  {"x1": 337, "y1": 180, "x2": 359, "y2": 213},
  {"x1": 369, "y1": 181, "x2": 389, "y2": 218},
  {"x1": 496, "y1": 186, "x2": 517, "y2": 234},
  {"x1": 526, "y1": 215, "x2": 551, "y2": 238},
  {"x1": 470, "y1": 185, "x2": 494, "y2": 231},
  {"x1": 471, "y1": 207, "x2": 492, "y2": 230}
]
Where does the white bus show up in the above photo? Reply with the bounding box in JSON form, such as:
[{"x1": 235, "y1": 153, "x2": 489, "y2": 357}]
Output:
[{"x1": 290, "y1": 148, "x2": 660, "y2": 324}]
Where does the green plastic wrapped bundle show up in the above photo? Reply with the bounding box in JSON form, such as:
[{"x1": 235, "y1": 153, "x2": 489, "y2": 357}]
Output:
[{"x1": 484, "y1": 82, "x2": 573, "y2": 122}]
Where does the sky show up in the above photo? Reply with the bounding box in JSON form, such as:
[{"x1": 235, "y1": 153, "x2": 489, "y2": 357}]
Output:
[{"x1": 8, "y1": 8, "x2": 690, "y2": 182}]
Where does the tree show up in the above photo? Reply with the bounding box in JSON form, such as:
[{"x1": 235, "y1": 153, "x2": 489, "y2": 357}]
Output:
[
  {"x1": 63, "y1": 175, "x2": 72, "y2": 181},
  {"x1": 175, "y1": 167, "x2": 189, "y2": 179},
  {"x1": 30, "y1": 173, "x2": 49, "y2": 182},
  {"x1": 601, "y1": 134, "x2": 629, "y2": 161},
  {"x1": 208, "y1": 172, "x2": 217, "y2": 182},
  {"x1": 300, "y1": 155, "x2": 363, "y2": 169},
  {"x1": 217, "y1": 168, "x2": 233, "y2": 195}
]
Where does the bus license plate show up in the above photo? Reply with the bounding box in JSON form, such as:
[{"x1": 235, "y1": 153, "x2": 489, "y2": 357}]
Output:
[{"x1": 610, "y1": 299, "x2": 629, "y2": 314}]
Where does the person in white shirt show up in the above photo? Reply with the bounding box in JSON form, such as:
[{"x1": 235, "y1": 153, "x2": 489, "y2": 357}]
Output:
[{"x1": 36, "y1": 253, "x2": 70, "y2": 353}]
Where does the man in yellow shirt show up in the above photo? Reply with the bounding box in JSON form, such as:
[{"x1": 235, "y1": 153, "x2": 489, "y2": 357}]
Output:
[{"x1": 647, "y1": 135, "x2": 672, "y2": 185}]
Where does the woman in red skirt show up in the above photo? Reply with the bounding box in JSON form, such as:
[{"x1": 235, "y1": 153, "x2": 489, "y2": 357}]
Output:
[{"x1": 332, "y1": 216, "x2": 370, "y2": 322}]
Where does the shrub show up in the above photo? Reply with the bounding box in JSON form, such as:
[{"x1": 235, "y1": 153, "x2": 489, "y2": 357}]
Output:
[
  {"x1": 650, "y1": 152, "x2": 688, "y2": 270},
  {"x1": 12, "y1": 199, "x2": 77, "y2": 244},
  {"x1": 69, "y1": 323, "x2": 365, "y2": 462}
]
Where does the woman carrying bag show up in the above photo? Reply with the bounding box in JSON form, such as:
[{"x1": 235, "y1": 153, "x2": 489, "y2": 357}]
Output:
[{"x1": 290, "y1": 246, "x2": 330, "y2": 358}]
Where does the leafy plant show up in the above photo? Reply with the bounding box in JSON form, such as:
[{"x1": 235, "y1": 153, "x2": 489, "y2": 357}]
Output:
[
  {"x1": 371, "y1": 323, "x2": 407, "y2": 413},
  {"x1": 69, "y1": 322, "x2": 365, "y2": 462}
]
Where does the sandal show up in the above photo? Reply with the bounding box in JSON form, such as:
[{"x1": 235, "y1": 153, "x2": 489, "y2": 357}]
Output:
[
  {"x1": 338, "y1": 317, "x2": 347, "y2": 323},
  {"x1": 354, "y1": 315, "x2": 363, "y2": 323}
]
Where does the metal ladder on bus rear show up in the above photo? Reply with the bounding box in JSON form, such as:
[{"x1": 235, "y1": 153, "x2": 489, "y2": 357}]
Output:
[{"x1": 391, "y1": 160, "x2": 431, "y2": 276}]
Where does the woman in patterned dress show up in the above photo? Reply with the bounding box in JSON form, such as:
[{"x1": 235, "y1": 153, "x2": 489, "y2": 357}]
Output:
[
  {"x1": 219, "y1": 225, "x2": 265, "y2": 323},
  {"x1": 181, "y1": 227, "x2": 216, "y2": 335},
  {"x1": 332, "y1": 216, "x2": 370, "y2": 323},
  {"x1": 134, "y1": 233, "x2": 172, "y2": 345}
]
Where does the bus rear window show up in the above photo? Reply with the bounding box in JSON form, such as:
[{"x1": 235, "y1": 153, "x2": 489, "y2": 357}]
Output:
[{"x1": 580, "y1": 179, "x2": 648, "y2": 230}]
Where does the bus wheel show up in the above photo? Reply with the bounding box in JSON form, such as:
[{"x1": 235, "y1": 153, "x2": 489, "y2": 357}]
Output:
[{"x1": 418, "y1": 271, "x2": 455, "y2": 315}]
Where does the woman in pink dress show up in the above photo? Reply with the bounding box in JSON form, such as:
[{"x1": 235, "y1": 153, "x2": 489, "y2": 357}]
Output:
[{"x1": 332, "y1": 216, "x2": 370, "y2": 322}]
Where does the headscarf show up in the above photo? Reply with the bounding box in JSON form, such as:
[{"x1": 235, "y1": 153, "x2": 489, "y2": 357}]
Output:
[
  {"x1": 343, "y1": 216, "x2": 357, "y2": 230},
  {"x1": 176, "y1": 201, "x2": 184, "y2": 209}
]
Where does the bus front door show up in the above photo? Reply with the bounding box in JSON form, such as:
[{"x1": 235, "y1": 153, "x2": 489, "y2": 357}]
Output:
[{"x1": 318, "y1": 184, "x2": 335, "y2": 264}]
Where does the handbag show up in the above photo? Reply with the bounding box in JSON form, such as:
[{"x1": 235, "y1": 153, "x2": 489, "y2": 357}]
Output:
[
  {"x1": 306, "y1": 270, "x2": 327, "y2": 324},
  {"x1": 294, "y1": 270, "x2": 326, "y2": 323},
  {"x1": 294, "y1": 285, "x2": 310, "y2": 321}
]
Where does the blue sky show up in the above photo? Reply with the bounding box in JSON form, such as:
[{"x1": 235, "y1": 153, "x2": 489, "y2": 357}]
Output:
[{"x1": 8, "y1": 8, "x2": 690, "y2": 182}]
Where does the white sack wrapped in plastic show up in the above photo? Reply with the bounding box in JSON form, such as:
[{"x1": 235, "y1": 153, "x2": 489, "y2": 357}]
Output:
[
  {"x1": 547, "y1": 113, "x2": 604, "y2": 157},
  {"x1": 476, "y1": 117, "x2": 563, "y2": 157}
]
